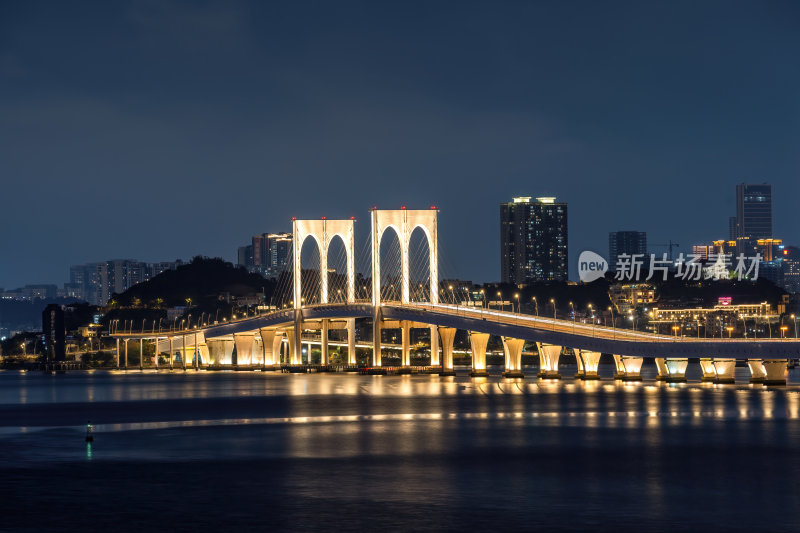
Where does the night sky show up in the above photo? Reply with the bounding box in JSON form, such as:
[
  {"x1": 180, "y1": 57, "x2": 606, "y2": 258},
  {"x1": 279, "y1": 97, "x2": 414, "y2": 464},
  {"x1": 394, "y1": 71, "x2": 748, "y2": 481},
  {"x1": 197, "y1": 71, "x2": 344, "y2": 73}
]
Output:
[{"x1": 1, "y1": 1, "x2": 798, "y2": 289}]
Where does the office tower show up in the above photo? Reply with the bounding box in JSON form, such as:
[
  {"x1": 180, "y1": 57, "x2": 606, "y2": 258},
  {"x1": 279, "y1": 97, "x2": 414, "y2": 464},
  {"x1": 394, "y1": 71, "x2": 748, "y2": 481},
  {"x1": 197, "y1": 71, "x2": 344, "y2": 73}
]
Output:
[
  {"x1": 609, "y1": 231, "x2": 647, "y2": 269},
  {"x1": 735, "y1": 183, "x2": 773, "y2": 254},
  {"x1": 500, "y1": 196, "x2": 568, "y2": 283}
]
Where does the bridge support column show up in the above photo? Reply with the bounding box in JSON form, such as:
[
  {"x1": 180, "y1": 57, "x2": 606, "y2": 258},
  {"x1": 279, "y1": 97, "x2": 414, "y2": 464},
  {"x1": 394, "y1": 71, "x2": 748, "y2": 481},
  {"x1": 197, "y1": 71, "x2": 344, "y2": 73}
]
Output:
[
  {"x1": 181, "y1": 336, "x2": 187, "y2": 370},
  {"x1": 153, "y1": 338, "x2": 159, "y2": 369},
  {"x1": 655, "y1": 358, "x2": 668, "y2": 380},
  {"x1": 469, "y1": 332, "x2": 490, "y2": 377},
  {"x1": 197, "y1": 343, "x2": 209, "y2": 368},
  {"x1": 273, "y1": 331, "x2": 284, "y2": 366},
  {"x1": 293, "y1": 310, "x2": 303, "y2": 365},
  {"x1": 613, "y1": 354, "x2": 624, "y2": 379},
  {"x1": 259, "y1": 328, "x2": 277, "y2": 368},
  {"x1": 764, "y1": 359, "x2": 788, "y2": 386},
  {"x1": 712, "y1": 358, "x2": 736, "y2": 384},
  {"x1": 538, "y1": 343, "x2": 561, "y2": 379},
  {"x1": 619, "y1": 356, "x2": 643, "y2": 381},
  {"x1": 321, "y1": 319, "x2": 329, "y2": 365},
  {"x1": 169, "y1": 337, "x2": 174, "y2": 370},
  {"x1": 430, "y1": 325, "x2": 440, "y2": 366},
  {"x1": 401, "y1": 321, "x2": 411, "y2": 367},
  {"x1": 664, "y1": 358, "x2": 688, "y2": 383},
  {"x1": 576, "y1": 350, "x2": 601, "y2": 380},
  {"x1": 207, "y1": 339, "x2": 234, "y2": 366},
  {"x1": 233, "y1": 333, "x2": 255, "y2": 368},
  {"x1": 288, "y1": 328, "x2": 299, "y2": 365},
  {"x1": 124, "y1": 339, "x2": 129, "y2": 370},
  {"x1": 502, "y1": 338, "x2": 525, "y2": 378},
  {"x1": 116, "y1": 338, "x2": 120, "y2": 369},
  {"x1": 373, "y1": 309, "x2": 382, "y2": 367},
  {"x1": 438, "y1": 327, "x2": 456, "y2": 376},
  {"x1": 347, "y1": 319, "x2": 356, "y2": 365},
  {"x1": 748, "y1": 359, "x2": 766, "y2": 383},
  {"x1": 700, "y1": 358, "x2": 716, "y2": 382},
  {"x1": 139, "y1": 339, "x2": 144, "y2": 371}
]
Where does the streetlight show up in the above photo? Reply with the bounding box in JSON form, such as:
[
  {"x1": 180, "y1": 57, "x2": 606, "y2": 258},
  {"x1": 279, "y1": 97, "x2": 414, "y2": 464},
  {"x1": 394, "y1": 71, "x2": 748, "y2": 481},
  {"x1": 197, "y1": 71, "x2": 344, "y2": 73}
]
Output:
[
  {"x1": 514, "y1": 293, "x2": 520, "y2": 313},
  {"x1": 550, "y1": 299, "x2": 556, "y2": 331},
  {"x1": 672, "y1": 325, "x2": 679, "y2": 338},
  {"x1": 608, "y1": 306, "x2": 615, "y2": 338},
  {"x1": 569, "y1": 301, "x2": 575, "y2": 333},
  {"x1": 532, "y1": 296, "x2": 538, "y2": 317},
  {"x1": 727, "y1": 326, "x2": 734, "y2": 338},
  {"x1": 781, "y1": 326, "x2": 788, "y2": 339},
  {"x1": 793, "y1": 314, "x2": 798, "y2": 338}
]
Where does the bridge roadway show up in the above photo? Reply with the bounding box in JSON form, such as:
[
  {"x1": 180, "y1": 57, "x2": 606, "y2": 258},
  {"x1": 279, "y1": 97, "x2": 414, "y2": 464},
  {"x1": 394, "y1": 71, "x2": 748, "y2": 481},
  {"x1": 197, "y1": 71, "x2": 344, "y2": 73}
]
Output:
[
  {"x1": 110, "y1": 302, "x2": 800, "y2": 385},
  {"x1": 191, "y1": 302, "x2": 800, "y2": 360}
]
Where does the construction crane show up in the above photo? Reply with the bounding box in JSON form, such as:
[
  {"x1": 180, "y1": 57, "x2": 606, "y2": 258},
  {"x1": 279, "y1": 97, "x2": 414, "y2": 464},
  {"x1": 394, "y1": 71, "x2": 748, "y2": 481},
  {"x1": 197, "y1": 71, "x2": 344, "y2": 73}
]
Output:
[{"x1": 652, "y1": 240, "x2": 680, "y2": 261}]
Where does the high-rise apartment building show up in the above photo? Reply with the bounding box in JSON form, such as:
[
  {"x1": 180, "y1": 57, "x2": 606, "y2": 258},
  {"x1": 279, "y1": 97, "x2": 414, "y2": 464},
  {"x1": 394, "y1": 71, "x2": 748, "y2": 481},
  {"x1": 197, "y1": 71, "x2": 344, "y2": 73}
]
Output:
[
  {"x1": 500, "y1": 196, "x2": 568, "y2": 283},
  {"x1": 237, "y1": 232, "x2": 292, "y2": 278}
]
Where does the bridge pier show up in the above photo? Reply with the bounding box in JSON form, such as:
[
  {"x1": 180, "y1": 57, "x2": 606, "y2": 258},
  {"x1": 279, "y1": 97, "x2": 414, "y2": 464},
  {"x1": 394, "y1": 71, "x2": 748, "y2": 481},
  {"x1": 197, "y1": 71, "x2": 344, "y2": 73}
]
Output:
[
  {"x1": 430, "y1": 325, "x2": 440, "y2": 366},
  {"x1": 197, "y1": 343, "x2": 209, "y2": 368},
  {"x1": 438, "y1": 326, "x2": 456, "y2": 376},
  {"x1": 401, "y1": 321, "x2": 411, "y2": 367},
  {"x1": 575, "y1": 349, "x2": 601, "y2": 380},
  {"x1": 613, "y1": 354, "x2": 624, "y2": 379},
  {"x1": 139, "y1": 339, "x2": 144, "y2": 371},
  {"x1": 287, "y1": 328, "x2": 299, "y2": 365},
  {"x1": 207, "y1": 339, "x2": 233, "y2": 366},
  {"x1": 259, "y1": 328, "x2": 277, "y2": 367},
  {"x1": 764, "y1": 359, "x2": 788, "y2": 386},
  {"x1": 502, "y1": 337, "x2": 525, "y2": 378},
  {"x1": 538, "y1": 343, "x2": 561, "y2": 379},
  {"x1": 321, "y1": 319, "x2": 329, "y2": 365},
  {"x1": 713, "y1": 359, "x2": 736, "y2": 384},
  {"x1": 124, "y1": 339, "x2": 129, "y2": 370},
  {"x1": 153, "y1": 338, "x2": 159, "y2": 369},
  {"x1": 234, "y1": 333, "x2": 255, "y2": 367},
  {"x1": 293, "y1": 311, "x2": 304, "y2": 365},
  {"x1": 619, "y1": 356, "x2": 643, "y2": 381},
  {"x1": 347, "y1": 319, "x2": 356, "y2": 365},
  {"x1": 700, "y1": 358, "x2": 716, "y2": 382},
  {"x1": 659, "y1": 358, "x2": 688, "y2": 383},
  {"x1": 116, "y1": 338, "x2": 120, "y2": 369},
  {"x1": 373, "y1": 309, "x2": 382, "y2": 367},
  {"x1": 748, "y1": 359, "x2": 766, "y2": 383},
  {"x1": 169, "y1": 337, "x2": 174, "y2": 370},
  {"x1": 469, "y1": 332, "x2": 490, "y2": 377}
]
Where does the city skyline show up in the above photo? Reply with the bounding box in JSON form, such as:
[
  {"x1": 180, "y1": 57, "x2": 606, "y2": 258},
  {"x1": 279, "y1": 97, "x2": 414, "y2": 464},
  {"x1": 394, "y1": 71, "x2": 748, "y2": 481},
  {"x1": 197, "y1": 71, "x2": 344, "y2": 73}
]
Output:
[{"x1": 1, "y1": 2, "x2": 799, "y2": 289}]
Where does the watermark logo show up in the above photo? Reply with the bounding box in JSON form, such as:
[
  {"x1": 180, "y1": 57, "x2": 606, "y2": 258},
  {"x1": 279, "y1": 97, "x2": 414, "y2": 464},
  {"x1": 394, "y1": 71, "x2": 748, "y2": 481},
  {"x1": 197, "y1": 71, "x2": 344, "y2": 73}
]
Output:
[
  {"x1": 577, "y1": 251, "x2": 762, "y2": 282},
  {"x1": 578, "y1": 251, "x2": 608, "y2": 282}
]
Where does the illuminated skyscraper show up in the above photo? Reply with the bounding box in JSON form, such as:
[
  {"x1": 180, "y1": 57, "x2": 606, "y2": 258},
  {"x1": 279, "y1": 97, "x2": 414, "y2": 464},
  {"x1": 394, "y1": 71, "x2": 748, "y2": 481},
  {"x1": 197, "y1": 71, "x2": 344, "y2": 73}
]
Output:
[
  {"x1": 500, "y1": 196, "x2": 568, "y2": 283},
  {"x1": 735, "y1": 183, "x2": 772, "y2": 253}
]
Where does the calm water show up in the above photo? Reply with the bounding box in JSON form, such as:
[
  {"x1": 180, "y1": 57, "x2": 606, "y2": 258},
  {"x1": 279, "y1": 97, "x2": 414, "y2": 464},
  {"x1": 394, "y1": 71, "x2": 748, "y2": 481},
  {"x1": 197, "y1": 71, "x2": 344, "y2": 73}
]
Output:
[{"x1": 2, "y1": 363, "x2": 800, "y2": 532}]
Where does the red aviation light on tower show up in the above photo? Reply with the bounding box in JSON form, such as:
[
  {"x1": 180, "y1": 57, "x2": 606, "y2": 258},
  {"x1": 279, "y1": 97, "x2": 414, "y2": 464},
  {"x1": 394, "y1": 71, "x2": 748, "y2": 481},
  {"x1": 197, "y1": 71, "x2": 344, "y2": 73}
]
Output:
[
  {"x1": 430, "y1": 205, "x2": 437, "y2": 210},
  {"x1": 350, "y1": 216, "x2": 356, "y2": 220},
  {"x1": 401, "y1": 206, "x2": 406, "y2": 210},
  {"x1": 372, "y1": 206, "x2": 378, "y2": 210},
  {"x1": 291, "y1": 216, "x2": 297, "y2": 220},
  {"x1": 321, "y1": 216, "x2": 326, "y2": 220}
]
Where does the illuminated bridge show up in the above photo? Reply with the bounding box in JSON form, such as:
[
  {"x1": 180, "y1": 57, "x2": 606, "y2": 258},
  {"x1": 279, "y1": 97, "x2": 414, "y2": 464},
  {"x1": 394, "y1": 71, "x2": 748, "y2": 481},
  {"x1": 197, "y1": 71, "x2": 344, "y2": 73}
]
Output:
[{"x1": 112, "y1": 208, "x2": 800, "y2": 385}]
